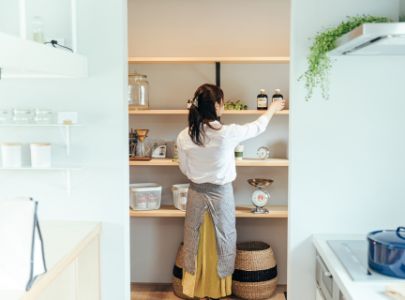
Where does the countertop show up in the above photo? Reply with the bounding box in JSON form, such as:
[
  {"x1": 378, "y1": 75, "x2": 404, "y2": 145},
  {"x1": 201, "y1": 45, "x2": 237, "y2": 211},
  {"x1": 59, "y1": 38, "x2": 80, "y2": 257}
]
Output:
[
  {"x1": 0, "y1": 221, "x2": 101, "y2": 300},
  {"x1": 313, "y1": 234, "x2": 405, "y2": 300}
]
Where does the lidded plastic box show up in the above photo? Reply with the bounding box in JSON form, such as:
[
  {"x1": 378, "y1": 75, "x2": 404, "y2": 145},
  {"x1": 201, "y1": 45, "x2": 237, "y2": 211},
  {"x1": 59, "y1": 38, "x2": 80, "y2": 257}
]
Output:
[{"x1": 130, "y1": 183, "x2": 162, "y2": 210}]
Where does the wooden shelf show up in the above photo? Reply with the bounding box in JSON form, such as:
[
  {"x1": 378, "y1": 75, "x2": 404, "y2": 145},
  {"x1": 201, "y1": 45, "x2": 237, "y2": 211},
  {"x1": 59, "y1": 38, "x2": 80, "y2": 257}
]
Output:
[
  {"x1": 129, "y1": 158, "x2": 288, "y2": 167},
  {"x1": 131, "y1": 283, "x2": 287, "y2": 299},
  {"x1": 130, "y1": 205, "x2": 288, "y2": 218},
  {"x1": 129, "y1": 109, "x2": 289, "y2": 116},
  {"x1": 128, "y1": 56, "x2": 290, "y2": 64}
]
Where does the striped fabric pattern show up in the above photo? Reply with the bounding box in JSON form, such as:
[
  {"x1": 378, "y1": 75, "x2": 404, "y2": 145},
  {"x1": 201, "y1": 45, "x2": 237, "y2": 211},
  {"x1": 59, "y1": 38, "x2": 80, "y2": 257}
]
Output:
[{"x1": 183, "y1": 182, "x2": 237, "y2": 278}]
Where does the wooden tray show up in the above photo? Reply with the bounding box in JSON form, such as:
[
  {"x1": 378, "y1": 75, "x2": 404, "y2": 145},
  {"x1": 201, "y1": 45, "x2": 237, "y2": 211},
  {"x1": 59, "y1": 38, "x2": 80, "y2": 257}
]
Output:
[{"x1": 129, "y1": 156, "x2": 152, "y2": 161}]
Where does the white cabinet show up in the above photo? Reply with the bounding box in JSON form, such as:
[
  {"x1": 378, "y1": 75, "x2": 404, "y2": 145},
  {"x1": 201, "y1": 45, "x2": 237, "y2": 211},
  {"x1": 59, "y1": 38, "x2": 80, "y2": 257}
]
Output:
[
  {"x1": 0, "y1": 221, "x2": 101, "y2": 300},
  {"x1": 0, "y1": 0, "x2": 87, "y2": 78}
]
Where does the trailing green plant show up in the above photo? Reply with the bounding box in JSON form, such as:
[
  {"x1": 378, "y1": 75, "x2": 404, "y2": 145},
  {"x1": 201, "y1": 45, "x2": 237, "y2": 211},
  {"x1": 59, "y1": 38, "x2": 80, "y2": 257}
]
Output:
[{"x1": 300, "y1": 15, "x2": 391, "y2": 101}]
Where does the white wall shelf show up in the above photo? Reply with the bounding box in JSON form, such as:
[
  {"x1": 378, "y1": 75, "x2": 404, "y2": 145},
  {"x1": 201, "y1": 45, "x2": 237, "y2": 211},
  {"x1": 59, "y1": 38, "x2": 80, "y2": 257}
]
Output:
[
  {"x1": 0, "y1": 166, "x2": 81, "y2": 195},
  {"x1": 0, "y1": 32, "x2": 87, "y2": 78},
  {"x1": 0, "y1": 123, "x2": 80, "y2": 155},
  {"x1": 0, "y1": 124, "x2": 81, "y2": 127}
]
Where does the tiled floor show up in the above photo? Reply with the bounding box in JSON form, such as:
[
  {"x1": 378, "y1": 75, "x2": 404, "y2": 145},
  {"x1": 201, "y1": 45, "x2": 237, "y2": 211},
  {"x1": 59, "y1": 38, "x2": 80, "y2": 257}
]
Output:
[{"x1": 131, "y1": 283, "x2": 286, "y2": 300}]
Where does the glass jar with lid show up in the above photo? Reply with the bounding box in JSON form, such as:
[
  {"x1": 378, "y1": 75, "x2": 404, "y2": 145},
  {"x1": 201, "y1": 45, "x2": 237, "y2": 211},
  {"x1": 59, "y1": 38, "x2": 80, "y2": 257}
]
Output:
[{"x1": 128, "y1": 73, "x2": 149, "y2": 110}]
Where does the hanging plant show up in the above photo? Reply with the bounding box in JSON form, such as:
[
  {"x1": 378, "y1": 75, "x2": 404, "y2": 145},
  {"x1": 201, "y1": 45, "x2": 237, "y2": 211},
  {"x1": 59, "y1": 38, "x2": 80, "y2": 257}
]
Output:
[{"x1": 300, "y1": 15, "x2": 391, "y2": 101}]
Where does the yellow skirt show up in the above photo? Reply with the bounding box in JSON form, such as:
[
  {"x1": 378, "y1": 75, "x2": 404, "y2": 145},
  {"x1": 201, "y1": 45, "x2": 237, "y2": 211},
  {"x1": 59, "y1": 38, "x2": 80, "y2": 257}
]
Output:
[{"x1": 182, "y1": 211, "x2": 232, "y2": 299}]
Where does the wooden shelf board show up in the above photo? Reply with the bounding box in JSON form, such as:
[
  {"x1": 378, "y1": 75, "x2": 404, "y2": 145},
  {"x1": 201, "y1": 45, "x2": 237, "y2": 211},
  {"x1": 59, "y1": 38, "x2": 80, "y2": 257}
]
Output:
[
  {"x1": 131, "y1": 283, "x2": 287, "y2": 299},
  {"x1": 129, "y1": 158, "x2": 288, "y2": 167},
  {"x1": 128, "y1": 56, "x2": 290, "y2": 64},
  {"x1": 130, "y1": 205, "x2": 288, "y2": 218},
  {"x1": 129, "y1": 109, "x2": 289, "y2": 116}
]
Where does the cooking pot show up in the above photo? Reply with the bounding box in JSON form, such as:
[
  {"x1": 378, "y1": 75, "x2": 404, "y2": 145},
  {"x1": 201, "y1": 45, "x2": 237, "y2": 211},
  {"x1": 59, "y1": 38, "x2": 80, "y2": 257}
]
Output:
[{"x1": 368, "y1": 227, "x2": 405, "y2": 278}]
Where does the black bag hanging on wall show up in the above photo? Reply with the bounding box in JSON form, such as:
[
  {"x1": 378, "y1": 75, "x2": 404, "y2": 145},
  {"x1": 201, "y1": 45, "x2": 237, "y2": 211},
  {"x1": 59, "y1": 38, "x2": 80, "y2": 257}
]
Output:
[{"x1": 0, "y1": 198, "x2": 47, "y2": 291}]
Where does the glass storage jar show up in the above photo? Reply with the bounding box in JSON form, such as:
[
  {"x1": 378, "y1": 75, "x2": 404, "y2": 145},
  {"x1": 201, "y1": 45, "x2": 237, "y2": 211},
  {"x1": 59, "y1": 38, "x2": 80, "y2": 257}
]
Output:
[
  {"x1": 128, "y1": 73, "x2": 149, "y2": 109},
  {"x1": 34, "y1": 109, "x2": 54, "y2": 124},
  {"x1": 12, "y1": 108, "x2": 34, "y2": 123}
]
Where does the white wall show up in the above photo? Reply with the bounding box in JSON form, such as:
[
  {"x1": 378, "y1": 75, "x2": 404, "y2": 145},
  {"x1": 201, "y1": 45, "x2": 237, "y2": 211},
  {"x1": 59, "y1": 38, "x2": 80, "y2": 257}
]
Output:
[
  {"x1": 0, "y1": 1, "x2": 130, "y2": 299},
  {"x1": 289, "y1": 1, "x2": 402, "y2": 299}
]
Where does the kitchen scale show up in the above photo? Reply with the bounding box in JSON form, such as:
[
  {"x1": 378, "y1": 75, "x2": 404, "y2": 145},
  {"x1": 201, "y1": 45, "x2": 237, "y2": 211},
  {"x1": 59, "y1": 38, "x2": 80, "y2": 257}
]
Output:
[{"x1": 247, "y1": 178, "x2": 273, "y2": 214}]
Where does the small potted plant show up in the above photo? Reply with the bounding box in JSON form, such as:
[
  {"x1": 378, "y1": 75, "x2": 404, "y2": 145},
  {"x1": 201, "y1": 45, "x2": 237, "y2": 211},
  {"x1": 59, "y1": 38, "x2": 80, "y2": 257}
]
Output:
[{"x1": 301, "y1": 15, "x2": 391, "y2": 101}]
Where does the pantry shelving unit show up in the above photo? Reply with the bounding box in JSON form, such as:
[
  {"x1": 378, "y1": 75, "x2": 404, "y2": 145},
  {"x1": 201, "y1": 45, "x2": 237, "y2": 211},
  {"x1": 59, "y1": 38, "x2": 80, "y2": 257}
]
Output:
[
  {"x1": 129, "y1": 58, "x2": 290, "y2": 287},
  {"x1": 128, "y1": 0, "x2": 291, "y2": 291},
  {"x1": 130, "y1": 205, "x2": 288, "y2": 218},
  {"x1": 129, "y1": 56, "x2": 290, "y2": 289}
]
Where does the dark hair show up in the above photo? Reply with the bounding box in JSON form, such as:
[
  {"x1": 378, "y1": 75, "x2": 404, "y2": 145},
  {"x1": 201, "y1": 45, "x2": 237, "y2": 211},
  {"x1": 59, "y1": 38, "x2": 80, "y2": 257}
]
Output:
[{"x1": 188, "y1": 83, "x2": 224, "y2": 146}]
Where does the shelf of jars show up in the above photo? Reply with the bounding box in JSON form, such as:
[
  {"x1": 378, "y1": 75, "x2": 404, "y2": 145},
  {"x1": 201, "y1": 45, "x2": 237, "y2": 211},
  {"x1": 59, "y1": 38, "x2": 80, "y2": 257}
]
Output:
[
  {"x1": 129, "y1": 158, "x2": 288, "y2": 167},
  {"x1": 129, "y1": 205, "x2": 288, "y2": 218},
  {"x1": 128, "y1": 109, "x2": 289, "y2": 116}
]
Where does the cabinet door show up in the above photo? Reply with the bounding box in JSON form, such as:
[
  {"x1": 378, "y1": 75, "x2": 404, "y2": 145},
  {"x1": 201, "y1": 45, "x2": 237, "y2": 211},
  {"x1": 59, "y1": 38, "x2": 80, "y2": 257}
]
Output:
[{"x1": 316, "y1": 287, "x2": 326, "y2": 300}]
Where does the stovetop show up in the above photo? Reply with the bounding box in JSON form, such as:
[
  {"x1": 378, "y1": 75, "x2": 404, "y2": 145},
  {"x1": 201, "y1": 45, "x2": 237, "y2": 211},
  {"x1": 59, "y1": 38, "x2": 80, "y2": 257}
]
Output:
[{"x1": 327, "y1": 240, "x2": 393, "y2": 281}]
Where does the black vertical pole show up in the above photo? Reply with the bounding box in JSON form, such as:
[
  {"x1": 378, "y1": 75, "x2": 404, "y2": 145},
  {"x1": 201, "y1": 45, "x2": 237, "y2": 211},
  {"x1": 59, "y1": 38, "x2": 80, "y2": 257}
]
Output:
[{"x1": 215, "y1": 62, "x2": 221, "y2": 87}]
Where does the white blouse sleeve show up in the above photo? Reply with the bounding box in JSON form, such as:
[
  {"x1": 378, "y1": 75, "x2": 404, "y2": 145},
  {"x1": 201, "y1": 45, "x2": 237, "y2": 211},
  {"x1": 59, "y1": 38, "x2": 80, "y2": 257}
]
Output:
[
  {"x1": 228, "y1": 114, "x2": 271, "y2": 143},
  {"x1": 176, "y1": 134, "x2": 188, "y2": 176}
]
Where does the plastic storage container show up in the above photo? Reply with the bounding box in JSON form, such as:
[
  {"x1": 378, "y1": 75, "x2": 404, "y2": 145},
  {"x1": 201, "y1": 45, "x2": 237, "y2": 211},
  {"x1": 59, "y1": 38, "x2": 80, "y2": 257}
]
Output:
[
  {"x1": 30, "y1": 143, "x2": 52, "y2": 168},
  {"x1": 130, "y1": 183, "x2": 162, "y2": 210},
  {"x1": 172, "y1": 184, "x2": 190, "y2": 211},
  {"x1": 1, "y1": 143, "x2": 22, "y2": 168}
]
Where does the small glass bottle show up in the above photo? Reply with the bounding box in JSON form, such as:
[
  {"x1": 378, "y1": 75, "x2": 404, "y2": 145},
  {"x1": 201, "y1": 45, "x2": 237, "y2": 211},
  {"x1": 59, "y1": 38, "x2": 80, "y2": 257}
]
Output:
[
  {"x1": 272, "y1": 89, "x2": 284, "y2": 102},
  {"x1": 32, "y1": 16, "x2": 45, "y2": 43},
  {"x1": 257, "y1": 89, "x2": 268, "y2": 110}
]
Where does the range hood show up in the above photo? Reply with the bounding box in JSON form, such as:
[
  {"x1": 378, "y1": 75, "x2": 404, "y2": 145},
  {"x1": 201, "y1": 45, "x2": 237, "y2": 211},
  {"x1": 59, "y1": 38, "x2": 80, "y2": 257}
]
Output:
[
  {"x1": 329, "y1": 23, "x2": 405, "y2": 56},
  {"x1": 0, "y1": 32, "x2": 87, "y2": 78}
]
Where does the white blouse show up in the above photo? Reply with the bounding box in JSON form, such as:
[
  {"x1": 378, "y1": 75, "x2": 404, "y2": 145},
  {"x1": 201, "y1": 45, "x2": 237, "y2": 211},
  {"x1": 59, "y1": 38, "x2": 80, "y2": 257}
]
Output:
[{"x1": 176, "y1": 114, "x2": 271, "y2": 185}]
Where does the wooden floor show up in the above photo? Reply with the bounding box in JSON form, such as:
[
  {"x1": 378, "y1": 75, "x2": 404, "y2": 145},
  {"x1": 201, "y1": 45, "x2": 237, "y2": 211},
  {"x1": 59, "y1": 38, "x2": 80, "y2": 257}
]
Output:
[{"x1": 131, "y1": 283, "x2": 287, "y2": 300}]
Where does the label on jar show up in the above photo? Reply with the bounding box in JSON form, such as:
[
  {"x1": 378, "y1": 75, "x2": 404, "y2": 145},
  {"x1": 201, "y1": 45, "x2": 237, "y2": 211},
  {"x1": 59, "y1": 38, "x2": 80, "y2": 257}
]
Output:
[
  {"x1": 257, "y1": 97, "x2": 268, "y2": 108},
  {"x1": 272, "y1": 96, "x2": 283, "y2": 101}
]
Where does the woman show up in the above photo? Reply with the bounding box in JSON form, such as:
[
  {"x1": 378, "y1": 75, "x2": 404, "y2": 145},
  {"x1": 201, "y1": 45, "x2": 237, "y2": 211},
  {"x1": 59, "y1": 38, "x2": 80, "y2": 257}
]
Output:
[{"x1": 176, "y1": 84, "x2": 285, "y2": 299}]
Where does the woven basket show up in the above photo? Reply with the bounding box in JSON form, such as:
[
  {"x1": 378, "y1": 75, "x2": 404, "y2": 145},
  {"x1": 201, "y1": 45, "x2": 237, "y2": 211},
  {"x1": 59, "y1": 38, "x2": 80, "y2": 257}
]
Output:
[
  {"x1": 172, "y1": 243, "x2": 194, "y2": 299},
  {"x1": 232, "y1": 241, "x2": 278, "y2": 300}
]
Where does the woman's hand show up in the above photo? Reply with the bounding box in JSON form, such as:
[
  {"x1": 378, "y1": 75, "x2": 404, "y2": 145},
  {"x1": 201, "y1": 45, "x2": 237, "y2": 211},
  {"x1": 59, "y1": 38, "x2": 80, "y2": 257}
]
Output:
[{"x1": 268, "y1": 100, "x2": 286, "y2": 114}]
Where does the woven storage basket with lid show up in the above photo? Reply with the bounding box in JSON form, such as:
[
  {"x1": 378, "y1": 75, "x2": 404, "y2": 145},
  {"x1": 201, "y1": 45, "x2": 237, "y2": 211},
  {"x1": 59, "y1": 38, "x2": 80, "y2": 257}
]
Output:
[
  {"x1": 172, "y1": 243, "x2": 194, "y2": 299},
  {"x1": 232, "y1": 241, "x2": 278, "y2": 300}
]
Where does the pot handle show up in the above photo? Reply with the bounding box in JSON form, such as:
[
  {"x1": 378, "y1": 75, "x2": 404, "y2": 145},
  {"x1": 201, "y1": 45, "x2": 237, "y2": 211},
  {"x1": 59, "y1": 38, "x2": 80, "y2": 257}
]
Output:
[{"x1": 396, "y1": 227, "x2": 405, "y2": 239}]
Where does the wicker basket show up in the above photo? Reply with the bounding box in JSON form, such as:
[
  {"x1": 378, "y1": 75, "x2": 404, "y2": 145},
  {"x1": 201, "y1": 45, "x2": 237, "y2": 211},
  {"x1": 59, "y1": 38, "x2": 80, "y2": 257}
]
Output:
[
  {"x1": 232, "y1": 241, "x2": 278, "y2": 300},
  {"x1": 172, "y1": 243, "x2": 194, "y2": 299}
]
